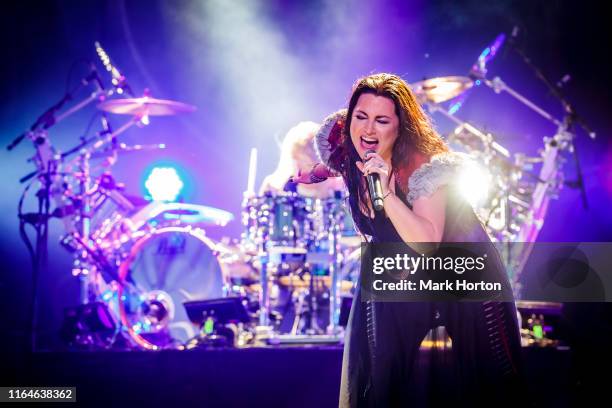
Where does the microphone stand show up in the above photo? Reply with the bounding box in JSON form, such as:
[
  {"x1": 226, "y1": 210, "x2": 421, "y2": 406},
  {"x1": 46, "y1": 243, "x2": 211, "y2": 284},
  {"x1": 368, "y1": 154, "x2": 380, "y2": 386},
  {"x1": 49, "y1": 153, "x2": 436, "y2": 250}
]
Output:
[
  {"x1": 499, "y1": 37, "x2": 596, "y2": 209},
  {"x1": 6, "y1": 69, "x2": 106, "y2": 152},
  {"x1": 13, "y1": 67, "x2": 114, "y2": 351},
  {"x1": 20, "y1": 160, "x2": 56, "y2": 352}
]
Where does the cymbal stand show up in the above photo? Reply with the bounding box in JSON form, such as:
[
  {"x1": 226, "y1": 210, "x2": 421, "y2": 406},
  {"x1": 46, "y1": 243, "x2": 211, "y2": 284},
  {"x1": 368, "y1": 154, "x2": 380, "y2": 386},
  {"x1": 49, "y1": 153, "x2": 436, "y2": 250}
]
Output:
[
  {"x1": 485, "y1": 76, "x2": 563, "y2": 127},
  {"x1": 480, "y1": 73, "x2": 593, "y2": 293},
  {"x1": 426, "y1": 102, "x2": 507, "y2": 155},
  {"x1": 10, "y1": 67, "x2": 113, "y2": 350},
  {"x1": 327, "y1": 197, "x2": 344, "y2": 337},
  {"x1": 247, "y1": 196, "x2": 273, "y2": 337},
  {"x1": 69, "y1": 115, "x2": 143, "y2": 304}
]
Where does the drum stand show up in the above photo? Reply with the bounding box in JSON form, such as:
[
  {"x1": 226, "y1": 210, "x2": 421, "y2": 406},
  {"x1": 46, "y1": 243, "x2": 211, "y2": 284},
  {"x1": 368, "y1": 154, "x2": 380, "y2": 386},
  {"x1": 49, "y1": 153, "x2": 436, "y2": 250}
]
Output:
[
  {"x1": 326, "y1": 200, "x2": 344, "y2": 337},
  {"x1": 255, "y1": 245, "x2": 276, "y2": 343},
  {"x1": 269, "y1": 199, "x2": 345, "y2": 345}
]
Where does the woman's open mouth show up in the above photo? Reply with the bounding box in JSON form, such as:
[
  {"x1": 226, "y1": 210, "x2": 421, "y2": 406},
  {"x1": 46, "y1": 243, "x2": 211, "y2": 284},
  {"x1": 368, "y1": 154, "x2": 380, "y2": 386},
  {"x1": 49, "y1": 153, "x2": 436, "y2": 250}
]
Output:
[{"x1": 360, "y1": 136, "x2": 379, "y2": 151}]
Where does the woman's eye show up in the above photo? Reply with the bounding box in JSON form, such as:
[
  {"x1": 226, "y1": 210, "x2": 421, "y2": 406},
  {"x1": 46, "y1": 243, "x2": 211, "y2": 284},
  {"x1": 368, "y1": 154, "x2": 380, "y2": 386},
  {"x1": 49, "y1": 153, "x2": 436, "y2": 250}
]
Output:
[
  {"x1": 355, "y1": 115, "x2": 366, "y2": 120},
  {"x1": 377, "y1": 119, "x2": 389, "y2": 124}
]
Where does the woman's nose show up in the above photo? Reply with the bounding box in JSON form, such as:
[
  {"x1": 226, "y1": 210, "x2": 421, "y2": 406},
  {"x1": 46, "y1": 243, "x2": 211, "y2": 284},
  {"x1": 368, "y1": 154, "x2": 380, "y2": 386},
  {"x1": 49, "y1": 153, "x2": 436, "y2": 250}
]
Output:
[{"x1": 365, "y1": 120, "x2": 375, "y2": 135}]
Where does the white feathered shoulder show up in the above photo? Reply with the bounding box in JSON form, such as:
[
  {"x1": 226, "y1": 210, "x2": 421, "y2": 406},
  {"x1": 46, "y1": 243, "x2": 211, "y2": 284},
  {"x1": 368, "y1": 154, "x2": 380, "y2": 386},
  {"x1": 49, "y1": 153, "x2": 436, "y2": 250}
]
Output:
[
  {"x1": 406, "y1": 151, "x2": 471, "y2": 205},
  {"x1": 315, "y1": 109, "x2": 347, "y2": 169}
]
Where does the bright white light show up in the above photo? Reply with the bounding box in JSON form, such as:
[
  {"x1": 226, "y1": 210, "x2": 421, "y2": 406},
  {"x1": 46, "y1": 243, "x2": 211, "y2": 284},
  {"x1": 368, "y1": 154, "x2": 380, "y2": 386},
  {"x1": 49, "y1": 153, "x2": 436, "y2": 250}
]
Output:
[
  {"x1": 458, "y1": 162, "x2": 491, "y2": 207},
  {"x1": 144, "y1": 167, "x2": 184, "y2": 202}
]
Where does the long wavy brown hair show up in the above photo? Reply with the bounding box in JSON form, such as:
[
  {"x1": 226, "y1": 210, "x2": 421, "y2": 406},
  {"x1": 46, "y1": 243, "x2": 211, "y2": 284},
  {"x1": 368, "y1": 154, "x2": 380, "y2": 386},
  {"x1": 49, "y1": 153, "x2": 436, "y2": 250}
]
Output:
[{"x1": 340, "y1": 73, "x2": 448, "y2": 233}]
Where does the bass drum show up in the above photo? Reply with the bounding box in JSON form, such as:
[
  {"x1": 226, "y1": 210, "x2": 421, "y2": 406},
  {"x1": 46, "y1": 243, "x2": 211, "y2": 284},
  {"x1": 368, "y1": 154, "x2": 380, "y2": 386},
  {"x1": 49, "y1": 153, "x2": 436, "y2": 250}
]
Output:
[{"x1": 116, "y1": 226, "x2": 227, "y2": 350}]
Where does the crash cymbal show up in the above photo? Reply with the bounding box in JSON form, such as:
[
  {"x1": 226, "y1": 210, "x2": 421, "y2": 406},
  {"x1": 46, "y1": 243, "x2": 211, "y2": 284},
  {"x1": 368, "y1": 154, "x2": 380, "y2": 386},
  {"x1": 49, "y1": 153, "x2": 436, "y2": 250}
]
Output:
[
  {"x1": 411, "y1": 76, "x2": 473, "y2": 104},
  {"x1": 97, "y1": 96, "x2": 196, "y2": 116}
]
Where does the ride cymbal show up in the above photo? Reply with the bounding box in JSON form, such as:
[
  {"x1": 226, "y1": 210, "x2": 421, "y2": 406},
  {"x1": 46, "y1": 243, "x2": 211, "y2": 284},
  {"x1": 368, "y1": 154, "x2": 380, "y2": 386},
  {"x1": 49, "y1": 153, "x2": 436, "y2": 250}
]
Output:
[{"x1": 410, "y1": 76, "x2": 473, "y2": 104}]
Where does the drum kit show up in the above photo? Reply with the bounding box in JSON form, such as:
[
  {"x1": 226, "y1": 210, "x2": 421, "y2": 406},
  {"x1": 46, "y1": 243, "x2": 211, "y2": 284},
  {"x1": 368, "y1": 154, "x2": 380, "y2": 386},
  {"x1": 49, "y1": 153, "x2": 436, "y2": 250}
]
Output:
[
  {"x1": 11, "y1": 35, "x2": 594, "y2": 351},
  {"x1": 410, "y1": 33, "x2": 594, "y2": 295},
  {"x1": 11, "y1": 42, "x2": 364, "y2": 351}
]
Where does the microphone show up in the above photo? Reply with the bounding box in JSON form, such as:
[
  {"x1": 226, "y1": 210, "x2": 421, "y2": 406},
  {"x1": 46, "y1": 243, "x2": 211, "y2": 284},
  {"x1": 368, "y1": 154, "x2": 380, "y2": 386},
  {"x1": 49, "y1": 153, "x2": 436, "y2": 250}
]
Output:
[
  {"x1": 364, "y1": 149, "x2": 384, "y2": 212},
  {"x1": 94, "y1": 41, "x2": 134, "y2": 96}
]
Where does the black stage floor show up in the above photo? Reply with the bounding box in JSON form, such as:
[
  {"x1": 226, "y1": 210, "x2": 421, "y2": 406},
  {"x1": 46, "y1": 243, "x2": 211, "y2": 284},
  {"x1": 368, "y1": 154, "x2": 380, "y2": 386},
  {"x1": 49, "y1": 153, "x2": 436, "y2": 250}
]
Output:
[{"x1": 3, "y1": 346, "x2": 582, "y2": 408}]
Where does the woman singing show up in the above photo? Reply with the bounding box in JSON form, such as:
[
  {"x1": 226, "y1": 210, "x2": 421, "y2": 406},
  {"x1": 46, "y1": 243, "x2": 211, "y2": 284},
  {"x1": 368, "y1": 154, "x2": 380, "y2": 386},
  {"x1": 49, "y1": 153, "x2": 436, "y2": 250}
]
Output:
[{"x1": 299, "y1": 73, "x2": 523, "y2": 407}]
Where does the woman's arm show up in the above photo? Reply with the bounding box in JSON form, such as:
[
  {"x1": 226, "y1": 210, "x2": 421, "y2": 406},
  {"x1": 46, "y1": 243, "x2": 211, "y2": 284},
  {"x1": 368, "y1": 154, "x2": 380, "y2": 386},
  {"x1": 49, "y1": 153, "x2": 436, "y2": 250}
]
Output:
[
  {"x1": 358, "y1": 151, "x2": 446, "y2": 244},
  {"x1": 383, "y1": 187, "x2": 446, "y2": 243}
]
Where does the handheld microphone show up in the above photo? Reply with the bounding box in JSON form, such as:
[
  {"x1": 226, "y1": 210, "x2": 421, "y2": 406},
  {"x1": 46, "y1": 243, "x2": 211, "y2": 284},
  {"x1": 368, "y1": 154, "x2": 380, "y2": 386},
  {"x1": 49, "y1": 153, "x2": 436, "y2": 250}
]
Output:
[{"x1": 364, "y1": 150, "x2": 384, "y2": 211}]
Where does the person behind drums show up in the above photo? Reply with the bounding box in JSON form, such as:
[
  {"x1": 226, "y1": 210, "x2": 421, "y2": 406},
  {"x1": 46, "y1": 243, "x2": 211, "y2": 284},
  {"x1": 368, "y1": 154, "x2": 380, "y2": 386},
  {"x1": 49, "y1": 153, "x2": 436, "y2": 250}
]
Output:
[
  {"x1": 295, "y1": 73, "x2": 524, "y2": 407},
  {"x1": 259, "y1": 121, "x2": 344, "y2": 198}
]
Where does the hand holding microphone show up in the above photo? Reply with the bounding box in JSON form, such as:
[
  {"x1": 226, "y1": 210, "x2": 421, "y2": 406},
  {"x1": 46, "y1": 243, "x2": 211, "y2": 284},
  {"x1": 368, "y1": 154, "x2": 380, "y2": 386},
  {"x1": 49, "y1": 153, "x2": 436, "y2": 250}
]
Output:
[{"x1": 356, "y1": 150, "x2": 390, "y2": 212}]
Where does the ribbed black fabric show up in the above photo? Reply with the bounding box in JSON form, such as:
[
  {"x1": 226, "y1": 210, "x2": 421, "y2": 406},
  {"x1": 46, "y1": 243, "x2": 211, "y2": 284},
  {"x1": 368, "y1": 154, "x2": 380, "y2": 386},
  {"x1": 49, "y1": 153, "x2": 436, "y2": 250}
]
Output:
[{"x1": 339, "y1": 187, "x2": 524, "y2": 407}]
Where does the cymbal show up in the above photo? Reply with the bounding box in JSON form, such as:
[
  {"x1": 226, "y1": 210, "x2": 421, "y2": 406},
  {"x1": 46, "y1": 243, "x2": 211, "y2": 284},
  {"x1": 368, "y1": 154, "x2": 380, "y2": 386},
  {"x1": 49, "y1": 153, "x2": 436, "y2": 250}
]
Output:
[
  {"x1": 277, "y1": 274, "x2": 355, "y2": 293},
  {"x1": 410, "y1": 76, "x2": 473, "y2": 104},
  {"x1": 158, "y1": 203, "x2": 234, "y2": 226},
  {"x1": 248, "y1": 276, "x2": 354, "y2": 295},
  {"x1": 97, "y1": 96, "x2": 196, "y2": 116},
  {"x1": 89, "y1": 143, "x2": 166, "y2": 159},
  {"x1": 129, "y1": 202, "x2": 234, "y2": 228}
]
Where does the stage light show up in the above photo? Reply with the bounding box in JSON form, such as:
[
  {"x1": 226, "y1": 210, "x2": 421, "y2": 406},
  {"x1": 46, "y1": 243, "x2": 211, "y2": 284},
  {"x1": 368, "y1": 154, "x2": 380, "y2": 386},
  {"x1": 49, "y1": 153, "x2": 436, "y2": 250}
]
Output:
[
  {"x1": 144, "y1": 166, "x2": 184, "y2": 202},
  {"x1": 458, "y1": 162, "x2": 490, "y2": 207}
]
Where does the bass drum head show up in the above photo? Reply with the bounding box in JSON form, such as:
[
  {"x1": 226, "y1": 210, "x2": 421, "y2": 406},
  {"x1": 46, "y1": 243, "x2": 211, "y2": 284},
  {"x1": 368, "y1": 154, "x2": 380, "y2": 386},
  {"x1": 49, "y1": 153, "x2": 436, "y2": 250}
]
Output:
[{"x1": 117, "y1": 227, "x2": 225, "y2": 350}]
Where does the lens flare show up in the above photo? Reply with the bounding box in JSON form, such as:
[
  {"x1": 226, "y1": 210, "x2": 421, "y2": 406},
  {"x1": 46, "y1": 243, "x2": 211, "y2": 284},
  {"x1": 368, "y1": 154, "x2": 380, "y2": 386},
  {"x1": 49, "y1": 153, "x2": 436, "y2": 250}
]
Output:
[
  {"x1": 458, "y1": 162, "x2": 491, "y2": 207},
  {"x1": 144, "y1": 167, "x2": 184, "y2": 202}
]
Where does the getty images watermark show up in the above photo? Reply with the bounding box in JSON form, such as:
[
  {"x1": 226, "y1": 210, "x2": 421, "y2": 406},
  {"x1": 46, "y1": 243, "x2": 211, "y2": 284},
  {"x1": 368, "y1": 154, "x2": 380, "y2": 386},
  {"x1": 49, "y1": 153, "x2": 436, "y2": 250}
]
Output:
[{"x1": 360, "y1": 242, "x2": 612, "y2": 302}]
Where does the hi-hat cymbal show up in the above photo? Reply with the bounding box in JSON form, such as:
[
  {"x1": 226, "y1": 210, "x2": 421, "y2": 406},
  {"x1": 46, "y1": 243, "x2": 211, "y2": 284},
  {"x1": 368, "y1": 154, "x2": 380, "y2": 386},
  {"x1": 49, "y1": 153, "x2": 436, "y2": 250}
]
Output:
[
  {"x1": 97, "y1": 96, "x2": 196, "y2": 116},
  {"x1": 410, "y1": 76, "x2": 473, "y2": 104}
]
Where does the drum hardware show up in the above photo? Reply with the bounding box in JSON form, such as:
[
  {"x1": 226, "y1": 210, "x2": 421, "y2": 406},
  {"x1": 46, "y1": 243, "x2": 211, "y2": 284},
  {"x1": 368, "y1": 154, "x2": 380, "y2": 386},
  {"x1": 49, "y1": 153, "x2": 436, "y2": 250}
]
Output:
[
  {"x1": 59, "y1": 301, "x2": 127, "y2": 350},
  {"x1": 409, "y1": 33, "x2": 596, "y2": 298},
  {"x1": 256, "y1": 249, "x2": 274, "y2": 333},
  {"x1": 11, "y1": 56, "x2": 119, "y2": 351},
  {"x1": 240, "y1": 191, "x2": 353, "y2": 342},
  {"x1": 289, "y1": 263, "x2": 322, "y2": 335},
  {"x1": 183, "y1": 298, "x2": 253, "y2": 349},
  {"x1": 12, "y1": 42, "x2": 216, "y2": 351},
  {"x1": 478, "y1": 41, "x2": 594, "y2": 292},
  {"x1": 241, "y1": 192, "x2": 310, "y2": 334}
]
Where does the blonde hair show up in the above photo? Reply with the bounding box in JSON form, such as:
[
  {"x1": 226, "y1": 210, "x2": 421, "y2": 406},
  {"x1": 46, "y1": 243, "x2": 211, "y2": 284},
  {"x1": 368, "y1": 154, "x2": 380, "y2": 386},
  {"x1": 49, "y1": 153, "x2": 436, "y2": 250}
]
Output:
[{"x1": 261, "y1": 121, "x2": 320, "y2": 192}]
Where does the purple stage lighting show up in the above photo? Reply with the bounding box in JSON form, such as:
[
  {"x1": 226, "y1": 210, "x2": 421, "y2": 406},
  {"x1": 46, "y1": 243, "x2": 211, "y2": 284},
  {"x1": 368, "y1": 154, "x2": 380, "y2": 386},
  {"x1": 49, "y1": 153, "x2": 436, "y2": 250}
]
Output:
[{"x1": 144, "y1": 167, "x2": 184, "y2": 202}]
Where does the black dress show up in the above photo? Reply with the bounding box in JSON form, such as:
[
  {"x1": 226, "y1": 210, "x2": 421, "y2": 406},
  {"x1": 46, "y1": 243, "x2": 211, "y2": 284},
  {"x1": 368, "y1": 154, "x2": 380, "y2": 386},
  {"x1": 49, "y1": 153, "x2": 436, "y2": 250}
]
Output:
[{"x1": 339, "y1": 168, "x2": 523, "y2": 407}]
